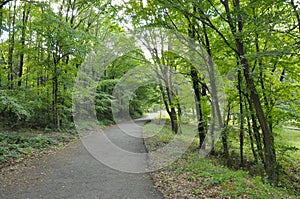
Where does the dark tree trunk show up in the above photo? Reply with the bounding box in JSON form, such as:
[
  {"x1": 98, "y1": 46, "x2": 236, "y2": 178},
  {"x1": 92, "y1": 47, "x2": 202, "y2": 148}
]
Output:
[
  {"x1": 158, "y1": 74, "x2": 178, "y2": 134},
  {"x1": 221, "y1": 0, "x2": 277, "y2": 183},
  {"x1": 237, "y1": 69, "x2": 244, "y2": 167},
  {"x1": 235, "y1": 0, "x2": 278, "y2": 183},
  {"x1": 18, "y1": 4, "x2": 30, "y2": 87},
  {"x1": 170, "y1": 107, "x2": 178, "y2": 133},
  {"x1": 246, "y1": 94, "x2": 265, "y2": 164},
  {"x1": 52, "y1": 46, "x2": 61, "y2": 129},
  {"x1": 191, "y1": 66, "x2": 205, "y2": 148},
  {"x1": 245, "y1": 100, "x2": 258, "y2": 163},
  {"x1": 240, "y1": 24, "x2": 277, "y2": 185},
  {"x1": 53, "y1": 61, "x2": 60, "y2": 129},
  {"x1": 175, "y1": 88, "x2": 182, "y2": 134},
  {"x1": 8, "y1": 0, "x2": 16, "y2": 90},
  {"x1": 186, "y1": 12, "x2": 206, "y2": 148}
]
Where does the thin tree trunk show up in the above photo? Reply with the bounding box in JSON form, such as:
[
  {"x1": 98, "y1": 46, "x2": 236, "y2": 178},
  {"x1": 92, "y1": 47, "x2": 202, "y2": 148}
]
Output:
[
  {"x1": 238, "y1": 69, "x2": 244, "y2": 167},
  {"x1": 255, "y1": 32, "x2": 273, "y2": 133},
  {"x1": 53, "y1": 62, "x2": 60, "y2": 129},
  {"x1": 186, "y1": 13, "x2": 206, "y2": 148},
  {"x1": 223, "y1": 101, "x2": 232, "y2": 165},
  {"x1": 224, "y1": 0, "x2": 277, "y2": 183},
  {"x1": 203, "y1": 22, "x2": 228, "y2": 157},
  {"x1": 246, "y1": 94, "x2": 265, "y2": 164},
  {"x1": 18, "y1": 4, "x2": 30, "y2": 87},
  {"x1": 8, "y1": 0, "x2": 16, "y2": 90},
  {"x1": 245, "y1": 99, "x2": 258, "y2": 163},
  {"x1": 191, "y1": 66, "x2": 205, "y2": 148},
  {"x1": 241, "y1": 26, "x2": 277, "y2": 185}
]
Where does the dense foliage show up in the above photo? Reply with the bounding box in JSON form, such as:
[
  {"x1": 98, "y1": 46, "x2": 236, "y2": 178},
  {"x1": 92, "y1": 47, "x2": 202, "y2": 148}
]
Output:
[
  {"x1": 122, "y1": 0, "x2": 300, "y2": 186},
  {"x1": 0, "y1": 0, "x2": 300, "y2": 194}
]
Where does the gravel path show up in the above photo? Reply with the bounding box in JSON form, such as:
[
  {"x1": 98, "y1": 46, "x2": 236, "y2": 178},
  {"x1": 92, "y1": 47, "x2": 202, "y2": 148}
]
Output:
[{"x1": 0, "y1": 118, "x2": 163, "y2": 199}]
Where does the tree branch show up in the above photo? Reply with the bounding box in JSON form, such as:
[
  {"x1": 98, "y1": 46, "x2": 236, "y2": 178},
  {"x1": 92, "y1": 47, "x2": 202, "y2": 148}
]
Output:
[{"x1": 0, "y1": 0, "x2": 12, "y2": 9}]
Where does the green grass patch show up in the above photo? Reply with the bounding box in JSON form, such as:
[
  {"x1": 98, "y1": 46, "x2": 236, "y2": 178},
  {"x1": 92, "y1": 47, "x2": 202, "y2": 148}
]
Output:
[
  {"x1": 171, "y1": 152, "x2": 293, "y2": 198},
  {"x1": 276, "y1": 128, "x2": 300, "y2": 159},
  {"x1": 212, "y1": 126, "x2": 300, "y2": 195},
  {"x1": 143, "y1": 123, "x2": 175, "y2": 151},
  {"x1": 275, "y1": 128, "x2": 300, "y2": 195}
]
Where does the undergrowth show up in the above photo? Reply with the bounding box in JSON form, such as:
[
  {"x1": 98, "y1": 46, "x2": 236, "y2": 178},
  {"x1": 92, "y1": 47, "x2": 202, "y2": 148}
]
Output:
[
  {"x1": 0, "y1": 131, "x2": 77, "y2": 163},
  {"x1": 143, "y1": 122, "x2": 298, "y2": 198}
]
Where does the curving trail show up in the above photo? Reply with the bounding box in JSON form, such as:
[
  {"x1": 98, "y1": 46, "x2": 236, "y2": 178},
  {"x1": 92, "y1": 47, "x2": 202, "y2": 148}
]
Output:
[{"x1": 0, "y1": 117, "x2": 163, "y2": 199}]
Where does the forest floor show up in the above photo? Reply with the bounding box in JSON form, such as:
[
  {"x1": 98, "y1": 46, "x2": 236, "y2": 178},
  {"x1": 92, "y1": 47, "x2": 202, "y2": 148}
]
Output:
[
  {"x1": 143, "y1": 122, "x2": 299, "y2": 199},
  {"x1": 0, "y1": 120, "x2": 163, "y2": 199},
  {"x1": 1, "y1": 118, "x2": 299, "y2": 199}
]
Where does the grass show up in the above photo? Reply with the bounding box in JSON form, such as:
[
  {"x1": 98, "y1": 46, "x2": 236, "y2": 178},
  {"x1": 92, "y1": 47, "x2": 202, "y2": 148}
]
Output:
[
  {"x1": 276, "y1": 128, "x2": 300, "y2": 159},
  {"x1": 170, "y1": 152, "x2": 292, "y2": 198},
  {"x1": 211, "y1": 125, "x2": 300, "y2": 195},
  {"x1": 143, "y1": 122, "x2": 298, "y2": 198},
  {"x1": 275, "y1": 128, "x2": 300, "y2": 196}
]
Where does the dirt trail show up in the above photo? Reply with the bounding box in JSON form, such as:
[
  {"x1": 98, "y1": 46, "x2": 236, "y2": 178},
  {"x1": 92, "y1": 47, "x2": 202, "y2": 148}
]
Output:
[{"x1": 0, "y1": 118, "x2": 163, "y2": 199}]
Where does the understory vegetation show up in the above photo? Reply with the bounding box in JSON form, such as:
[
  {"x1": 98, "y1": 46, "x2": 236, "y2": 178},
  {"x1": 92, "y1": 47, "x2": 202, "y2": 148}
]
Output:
[
  {"x1": 0, "y1": 131, "x2": 77, "y2": 164},
  {"x1": 143, "y1": 121, "x2": 299, "y2": 198}
]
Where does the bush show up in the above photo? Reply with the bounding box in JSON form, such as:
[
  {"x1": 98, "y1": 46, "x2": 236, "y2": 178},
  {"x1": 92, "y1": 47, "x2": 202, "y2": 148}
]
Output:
[{"x1": 0, "y1": 91, "x2": 31, "y2": 127}]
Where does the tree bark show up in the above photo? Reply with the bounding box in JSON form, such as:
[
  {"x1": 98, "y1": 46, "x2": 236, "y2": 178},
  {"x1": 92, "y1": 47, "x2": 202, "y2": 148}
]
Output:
[
  {"x1": 203, "y1": 22, "x2": 228, "y2": 157},
  {"x1": 245, "y1": 99, "x2": 258, "y2": 163},
  {"x1": 232, "y1": 0, "x2": 277, "y2": 183},
  {"x1": 246, "y1": 93, "x2": 265, "y2": 165},
  {"x1": 191, "y1": 66, "x2": 205, "y2": 148},
  {"x1": 186, "y1": 12, "x2": 206, "y2": 148},
  {"x1": 18, "y1": 4, "x2": 30, "y2": 87},
  {"x1": 7, "y1": 0, "x2": 16, "y2": 89},
  {"x1": 237, "y1": 69, "x2": 244, "y2": 167}
]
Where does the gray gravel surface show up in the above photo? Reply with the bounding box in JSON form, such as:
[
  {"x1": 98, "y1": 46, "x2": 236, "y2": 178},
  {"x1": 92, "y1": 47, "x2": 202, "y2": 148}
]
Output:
[{"x1": 0, "y1": 119, "x2": 163, "y2": 199}]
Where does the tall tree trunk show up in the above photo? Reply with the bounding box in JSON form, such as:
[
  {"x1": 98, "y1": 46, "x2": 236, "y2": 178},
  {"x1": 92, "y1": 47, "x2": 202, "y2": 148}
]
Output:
[
  {"x1": 7, "y1": 0, "x2": 16, "y2": 90},
  {"x1": 233, "y1": 0, "x2": 277, "y2": 183},
  {"x1": 245, "y1": 99, "x2": 258, "y2": 163},
  {"x1": 170, "y1": 107, "x2": 178, "y2": 133},
  {"x1": 156, "y1": 66, "x2": 178, "y2": 134},
  {"x1": 174, "y1": 87, "x2": 182, "y2": 134},
  {"x1": 186, "y1": 13, "x2": 206, "y2": 148},
  {"x1": 167, "y1": 60, "x2": 179, "y2": 134},
  {"x1": 52, "y1": 48, "x2": 60, "y2": 129},
  {"x1": 223, "y1": 101, "x2": 232, "y2": 165},
  {"x1": 53, "y1": 62, "x2": 60, "y2": 129},
  {"x1": 203, "y1": 22, "x2": 228, "y2": 157},
  {"x1": 151, "y1": 42, "x2": 179, "y2": 134},
  {"x1": 191, "y1": 66, "x2": 205, "y2": 148},
  {"x1": 246, "y1": 94, "x2": 265, "y2": 165},
  {"x1": 255, "y1": 32, "x2": 273, "y2": 133},
  {"x1": 18, "y1": 4, "x2": 30, "y2": 87},
  {"x1": 238, "y1": 69, "x2": 244, "y2": 167}
]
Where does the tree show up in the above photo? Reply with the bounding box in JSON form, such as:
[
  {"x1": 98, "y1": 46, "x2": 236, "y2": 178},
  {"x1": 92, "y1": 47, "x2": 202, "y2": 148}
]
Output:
[
  {"x1": 0, "y1": 0, "x2": 119, "y2": 129},
  {"x1": 125, "y1": 0, "x2": 300, "y2": 184}
]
